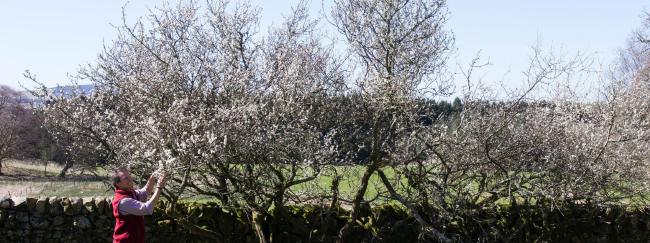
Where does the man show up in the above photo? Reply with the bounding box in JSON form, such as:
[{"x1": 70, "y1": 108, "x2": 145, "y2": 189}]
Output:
[{"x1": 111, "y1": 167, "x2": 166, "y2": 243}]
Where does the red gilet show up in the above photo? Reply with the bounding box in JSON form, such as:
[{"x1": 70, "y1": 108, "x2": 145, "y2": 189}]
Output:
[{"x1": 112, "y1": 189, "x2": 146, "y2": 243}]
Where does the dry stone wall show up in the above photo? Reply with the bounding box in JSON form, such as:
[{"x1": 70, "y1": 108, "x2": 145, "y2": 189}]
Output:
[
  {"x1": 0, "y1": 196, "x2": 204, "y2": 243},
  {"x1": 0, "y1": 196, "x2": 114, "y2": 242},
  {"x1": 1, "y1": 196, "x2": 650, "y2": 242}
]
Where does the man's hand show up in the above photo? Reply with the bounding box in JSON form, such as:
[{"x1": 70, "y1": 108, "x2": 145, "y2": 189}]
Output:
[
  {"x1": 157, "y1": 175, "x2": 167, "y2": 189},
  {"x1": 152, "y1": 167, "x2": 163, "y2": 178},
  {"x1": 147, "y1": 175, "x2": 166, "y2": 209}
]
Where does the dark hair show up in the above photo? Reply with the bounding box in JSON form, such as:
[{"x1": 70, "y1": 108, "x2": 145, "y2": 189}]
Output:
[{"x1": 110, "y1": 166, "x2": 128, "y2": 188}]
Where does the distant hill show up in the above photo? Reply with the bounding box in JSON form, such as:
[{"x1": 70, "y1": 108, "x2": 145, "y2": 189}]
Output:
[
  {"x1": 50, "y1": 84, "x2": 94, "y2": 97},
  {"x1": 16, "y1": 84, "x2": 95, "y2": 107}
]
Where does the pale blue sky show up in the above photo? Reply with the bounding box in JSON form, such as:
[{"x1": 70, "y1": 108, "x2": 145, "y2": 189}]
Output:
[{"x1": 1, "y1": 1, "x2": 648, "y2": 94}]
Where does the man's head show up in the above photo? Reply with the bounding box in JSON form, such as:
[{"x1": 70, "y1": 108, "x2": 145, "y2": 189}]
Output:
[{"x1": 111, "y1": 167, "x2": 134, "y2": 190}]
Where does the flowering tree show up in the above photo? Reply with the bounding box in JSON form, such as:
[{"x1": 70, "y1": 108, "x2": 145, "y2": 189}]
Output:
[
  {"x1": 329, "y1": 0, "x2": 454, "y2": 241},
  {"x1": 406, "y1": 44, "x2": 650, "y2": 241},
  {"x1": 28, "y1": 0, "x2": 650, "y2": 242},
  {"x1": 32, "y1": 1, "x2": 345, "y2": 241}
]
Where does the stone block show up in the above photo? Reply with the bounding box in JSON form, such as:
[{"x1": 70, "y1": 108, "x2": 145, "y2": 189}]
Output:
[
  {"x1": 73, "y1": 215, "x2": 91, "y2": 229},
  {"x1": 26, "y1": 197, "x2": 38, "y2": 211},
  {"x1": 93, "y1": 217, "x2": 107, "y2": 229},
  {"x1": 13, "y1": 197, "x2": 28, "y2": 211},
  {"x1": 51, "y1": 216, "x2": 64, "y2": 227},
  {"x1": 73, "y1": 197, "x2": 83, "y2": 211},
  {"x1": 29, "y1": 216, "x2": 49, "y2": 229},
  {"x1": 157, "y1": 220, "x2": 173, "y2": 232},
  {"x1": 4, "y1": 213, "x2": 18, "y2": 228},
  {"x1": 83, "y1": 197, "x2": 95, "y2": 214},
  {"x1": 104, "y1": 198, "x2": 114, "y2": 216},
  {"x1": 32, "y1": 229, "x2": 46, "y2": 242},
  {"x1": 96, "y1": 197, "x2": 108, "y2": 213},
  {"x1": 51, "y1": 230, "x2": 62, "y2": 239},
  {"x1": 16, "y1": 212, "x2": 29, "y2": 223},
  {"x1": 64, "y1": 204, "x2": 77, "y2": 216},
  {"x1": 35, "y1": 198, "x2": 48, "y2": 214},
  {"x1": 62, "y1": 198, "x2": 76, "y2": 216},
  {"x1": 49, "y1": 197, "x2": 62, "y2": 216},
  {"x1": 0, "y1": 196, "x2": 12, "y2": 209}
]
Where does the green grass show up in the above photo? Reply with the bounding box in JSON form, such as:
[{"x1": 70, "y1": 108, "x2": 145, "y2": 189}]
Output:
[
  {"x1": 2, "y1": 159, "x2": 648, "y2": 209},
  {"x1": 36, "y1": 181, "x2": 113, "y2": 198},
  {"x1": 0, "y1": 159, "x2": 111, "y2": 198},
  {"x1": 287, "y1": 165, "x2": 402, "y2": 204},
  {"x1": 0, "y1": 180, "x2": 112, "y2": 198},
  {"x1": 3, "y1": 159, "x2": 61, "y2": 177}
]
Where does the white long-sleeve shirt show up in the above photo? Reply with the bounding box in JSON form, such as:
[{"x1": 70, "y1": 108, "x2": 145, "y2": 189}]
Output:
[{"x1": 117, "y1": 188, "x2": 155, "y2": 215}]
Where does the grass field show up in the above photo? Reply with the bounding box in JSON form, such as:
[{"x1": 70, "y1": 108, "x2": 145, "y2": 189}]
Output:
[
  {"x1": 0, "y1": 159, "x2": 112, "y2": 198},
  {"x1": 2, "y1": 159, "x2": 647, "y2": 208},
  {"x1": 0, "y1": 159, "x2": 383, "y2": 201},
  {"x1": 287, "y1": 166, "x2": 400, "y2": 202}
]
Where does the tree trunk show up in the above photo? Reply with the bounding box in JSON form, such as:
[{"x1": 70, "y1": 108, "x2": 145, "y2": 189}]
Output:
[
  {"x1": 336, "y1": 164, "x2": 377, "y2": 243},
  {"x1": 270, "y1": 204, "x2": 286, "y2": 243},
  {"x1": 216, "y1": 176, "x2": 230, "y2": 204},
  {"x1": 165, "y1": 200, "x2": 225, "y2": 243},
  {"x1": 252, "y1": 210, "x2": 268, "y2": 243},
  {"x1": 175, "y1": 218, "x2": 225, "y2": 243},
  {"x1": 329, "y1": 175, "x2": 341, "y2": 209},
  {"x1": 377, "y1": 170, "x2": 451, "y2": 243},
  {"x1": 57, "y1": 160, "x2": 73, "y2": 178},
  {"x1": 0, "y1": 158, "x2": 3, "y2": 175}
]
